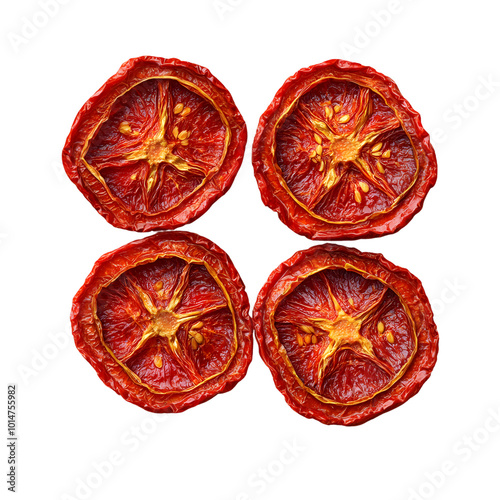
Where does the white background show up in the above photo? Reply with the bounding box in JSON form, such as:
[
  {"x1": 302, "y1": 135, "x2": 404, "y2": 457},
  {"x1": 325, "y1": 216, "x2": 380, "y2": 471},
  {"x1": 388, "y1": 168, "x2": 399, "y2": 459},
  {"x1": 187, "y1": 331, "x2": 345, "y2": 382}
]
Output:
[{"x1": 2, "y1": 1, "x2": 500, "y2": 499}]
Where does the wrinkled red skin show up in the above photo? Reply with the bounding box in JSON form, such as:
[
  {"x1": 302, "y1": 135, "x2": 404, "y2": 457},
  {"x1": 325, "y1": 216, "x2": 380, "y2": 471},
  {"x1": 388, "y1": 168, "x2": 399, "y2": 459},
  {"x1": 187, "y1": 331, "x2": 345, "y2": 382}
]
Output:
[
  {"x1": 63, "y1": 56, "x2": 247, "y2": 231},
  {"x1": 71, "y1": 231, "x2": 253, "y2": 413},
  {"x1": 253, "y1": 244, "x2": 438, "y2": 425},
  {"x1": 252, "y1": 59, "x2": 437, "y2": 240}
]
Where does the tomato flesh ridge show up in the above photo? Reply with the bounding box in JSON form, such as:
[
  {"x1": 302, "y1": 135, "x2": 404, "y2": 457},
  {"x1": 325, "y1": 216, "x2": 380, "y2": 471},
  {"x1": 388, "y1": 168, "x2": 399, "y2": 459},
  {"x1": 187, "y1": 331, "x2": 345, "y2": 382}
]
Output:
[{"x1": 96, "y1": 257, "x2": 236, "y2": 392}]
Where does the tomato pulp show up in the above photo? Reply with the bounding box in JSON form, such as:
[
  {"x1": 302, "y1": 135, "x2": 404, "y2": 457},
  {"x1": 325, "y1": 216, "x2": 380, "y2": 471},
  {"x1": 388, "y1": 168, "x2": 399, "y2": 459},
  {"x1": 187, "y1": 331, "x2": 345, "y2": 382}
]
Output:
[
  {"x1": 71, "y1": 232, "x2": 253, "y2": 412},
  {"x1": 63, "y1": 56, "x2": 247, "y2": 231},
  {"x1": 253, "y1": 59, "x2": 437, "y2": 239},
  {"x1": 253, "y1": 244, "x2": 438, "y2": 425}
]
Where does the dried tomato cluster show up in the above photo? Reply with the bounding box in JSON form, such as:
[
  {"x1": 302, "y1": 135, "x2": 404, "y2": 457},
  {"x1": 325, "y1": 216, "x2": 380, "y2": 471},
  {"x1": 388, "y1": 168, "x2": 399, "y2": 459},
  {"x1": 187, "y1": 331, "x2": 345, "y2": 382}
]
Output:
[{"x1": 63, "y1": 56, "x2": 438, "y2": 424}]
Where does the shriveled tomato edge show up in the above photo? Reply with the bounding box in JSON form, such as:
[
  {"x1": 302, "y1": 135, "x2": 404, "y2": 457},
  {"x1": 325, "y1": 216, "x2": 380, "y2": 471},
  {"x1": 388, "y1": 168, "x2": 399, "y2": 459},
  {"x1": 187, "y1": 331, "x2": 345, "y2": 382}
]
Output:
[
  {"x1": 62, "y1": 56, "x2": 247, "y2": 232},
  {"x1": 253, "y1": 244, "x2": 438, "y2": 425},
  {"x1": 71, "y1": 231, "x2": 253, "y2": 413},
  {"x1": 252, "y1": 59, "x2": 437, "y2": 240}
]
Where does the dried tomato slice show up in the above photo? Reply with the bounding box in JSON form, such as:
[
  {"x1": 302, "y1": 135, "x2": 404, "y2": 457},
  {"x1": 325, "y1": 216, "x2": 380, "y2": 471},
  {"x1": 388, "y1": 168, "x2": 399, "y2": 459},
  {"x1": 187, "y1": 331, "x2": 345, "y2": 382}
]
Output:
[
  {"x1": 253, "y1": 244, "x2": 438, "y2": 425},
  {"x1": 253, "y1": 59, "x2": 437, "y2": 240},
  {"x1": 63, "y1": 56, "x2": 247, "y2": 231},
  {"x1": 71, "y1": 231, "x2": 252, "y2": 412}
]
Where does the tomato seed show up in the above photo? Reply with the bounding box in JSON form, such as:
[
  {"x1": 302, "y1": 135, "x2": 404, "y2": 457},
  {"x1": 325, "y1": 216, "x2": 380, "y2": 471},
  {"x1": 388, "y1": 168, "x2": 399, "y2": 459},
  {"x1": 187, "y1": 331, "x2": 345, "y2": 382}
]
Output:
[
  {"x1": 154, "y1": 355, "x2": 163, "y2": 368},
  {"x1": 119, "y1": 121, "x2": 133, "y2": 135},
  {"x1": 359, "y1": 181, "x2": 369, "y2": 193},
  {"x1": 173, "y1": 103, "x2": 184, "y2": 114},
  {"x1": 178, "y1": 130, "x2": 189, "y2": 141}
]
